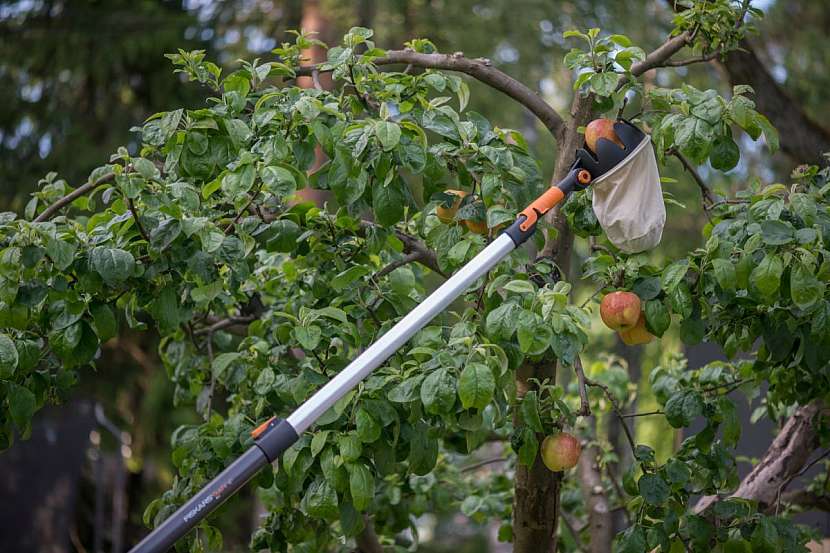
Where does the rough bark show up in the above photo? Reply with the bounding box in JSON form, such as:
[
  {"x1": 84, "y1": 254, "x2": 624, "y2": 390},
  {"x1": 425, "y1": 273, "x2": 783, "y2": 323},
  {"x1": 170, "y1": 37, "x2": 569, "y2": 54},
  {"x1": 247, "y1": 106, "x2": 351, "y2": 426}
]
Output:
[
  {"x1": 720, "y1": 40, "x2": 830, "y2": 166},
  {"x1": 355, "y1": 515, "x2": 384, "y2": 553},
  {"x1": 578, "y1": 418, "x2": 614, "y2": 553},
  {"x1": 512, "y1": 361, "x2": 561, "y2": 553},
  {"x1": 695, "y1": 401, "x2": 824, "y2": 513}
]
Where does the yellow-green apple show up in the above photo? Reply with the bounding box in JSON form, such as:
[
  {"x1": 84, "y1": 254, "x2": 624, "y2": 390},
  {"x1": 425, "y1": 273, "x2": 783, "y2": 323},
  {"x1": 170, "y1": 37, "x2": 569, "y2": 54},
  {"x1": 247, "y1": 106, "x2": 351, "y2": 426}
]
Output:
[{"x1": 618, "y1": 312, "x2": 654, "y2": 345}]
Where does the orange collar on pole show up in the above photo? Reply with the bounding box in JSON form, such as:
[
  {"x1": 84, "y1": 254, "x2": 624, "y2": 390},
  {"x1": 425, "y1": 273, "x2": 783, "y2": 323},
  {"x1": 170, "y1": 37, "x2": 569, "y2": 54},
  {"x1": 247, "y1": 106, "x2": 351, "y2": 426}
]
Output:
[{"x1": 518, "y1": 169, "x2": 591, "y2": 231}]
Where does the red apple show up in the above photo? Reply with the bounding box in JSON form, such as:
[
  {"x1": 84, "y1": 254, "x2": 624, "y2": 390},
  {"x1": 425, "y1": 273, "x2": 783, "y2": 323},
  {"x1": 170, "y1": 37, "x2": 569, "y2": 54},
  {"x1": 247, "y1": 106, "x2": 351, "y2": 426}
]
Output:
[
  {"x1": 600, "y1": 291, "x2": 641, "y2": 331},
  {"x1": 585, "y1": 118, "x2": 625, "y2": 154},
  {"x1": 618, "y1": 312, "x2": 654, "y2": 346},
  {"x1": 541, "y1": 432, "x2": 582, "y2": 472}
]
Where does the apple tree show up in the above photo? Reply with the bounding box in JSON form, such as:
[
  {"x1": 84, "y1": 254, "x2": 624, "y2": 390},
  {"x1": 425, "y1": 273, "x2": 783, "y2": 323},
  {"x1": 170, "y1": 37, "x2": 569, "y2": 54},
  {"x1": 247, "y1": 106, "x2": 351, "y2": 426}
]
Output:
[{"x1": 1, "y1": 2, "x2": 828, "y2": 552}]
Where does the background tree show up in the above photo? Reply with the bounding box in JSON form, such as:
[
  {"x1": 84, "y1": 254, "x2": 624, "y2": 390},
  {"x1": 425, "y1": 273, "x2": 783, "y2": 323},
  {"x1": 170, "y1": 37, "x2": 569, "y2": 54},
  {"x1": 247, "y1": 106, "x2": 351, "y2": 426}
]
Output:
[{"x1": 1, "y1": 4, "x2": 823, "y2": 550}]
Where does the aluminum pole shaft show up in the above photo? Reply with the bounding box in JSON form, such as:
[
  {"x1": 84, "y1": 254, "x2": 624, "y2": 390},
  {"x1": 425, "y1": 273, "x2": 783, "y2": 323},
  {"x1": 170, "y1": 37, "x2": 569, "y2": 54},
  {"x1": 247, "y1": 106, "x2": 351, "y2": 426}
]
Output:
[{"x1": 287, "y1": 233, "x2": 516, "y2": 433}]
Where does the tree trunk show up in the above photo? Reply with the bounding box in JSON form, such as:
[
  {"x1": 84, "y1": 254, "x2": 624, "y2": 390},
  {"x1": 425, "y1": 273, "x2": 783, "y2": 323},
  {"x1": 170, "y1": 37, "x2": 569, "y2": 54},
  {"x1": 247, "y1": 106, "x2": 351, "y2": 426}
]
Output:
[
  {"x1": 513, "y1": 361, "x2": 561, "y2": 553},
  {"x1": 578, "y1": 417, "x2": 614, "y2": 553},
  {"x1": 720, "y1": 40, "x2": 830, "y2": 166},
  {"x1": 513, "y1": 92, "x2": 595, "y2": 553}
]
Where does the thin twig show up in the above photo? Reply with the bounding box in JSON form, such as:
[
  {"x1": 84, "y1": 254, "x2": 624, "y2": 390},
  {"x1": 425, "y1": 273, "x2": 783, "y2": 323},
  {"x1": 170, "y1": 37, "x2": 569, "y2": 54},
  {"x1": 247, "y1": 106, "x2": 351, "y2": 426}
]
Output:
[
  {"x1": 775, "y1": 449, "x2": 830, "y2": 515},
  {"x1": 224, "y1": 185, "x2": 262, "y2": 234},
  {"x1": 194, "y1": 315, "x2": 256, "y2": 336},
  {"x1": 461, "y1": 456, "x2": 508, "y2": 473},
  {"x1": 621, "y1": 410, "x2": 664, "y2": 418},
  {"x1": 127, "y1": 198, "x2": 151, "y2": 243},
  {"x1": 670, "y1": 149, "x2": 717, "y2": 207},
  {"x1": 584, "y1": 376, "x2": 637, "y2": 459}
]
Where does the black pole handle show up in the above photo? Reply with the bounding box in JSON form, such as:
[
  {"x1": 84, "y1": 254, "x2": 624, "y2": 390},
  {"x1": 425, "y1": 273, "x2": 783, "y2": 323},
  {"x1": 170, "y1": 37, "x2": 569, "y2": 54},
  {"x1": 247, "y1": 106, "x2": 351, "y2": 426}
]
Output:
[{"x1": 128, "y1": 419, "x2": 298, "y2": 553}]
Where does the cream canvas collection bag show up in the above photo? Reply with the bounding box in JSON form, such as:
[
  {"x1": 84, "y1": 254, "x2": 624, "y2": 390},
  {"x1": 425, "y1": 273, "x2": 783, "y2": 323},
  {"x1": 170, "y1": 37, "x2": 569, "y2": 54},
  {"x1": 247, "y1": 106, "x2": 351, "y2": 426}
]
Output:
[{"x1": 589, "y1": 134, "x2": 665, "y2": 253}]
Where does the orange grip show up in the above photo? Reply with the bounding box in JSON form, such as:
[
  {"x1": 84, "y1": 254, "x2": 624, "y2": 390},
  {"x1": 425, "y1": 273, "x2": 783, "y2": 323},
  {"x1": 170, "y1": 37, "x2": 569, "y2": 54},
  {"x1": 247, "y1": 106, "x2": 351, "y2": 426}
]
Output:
[
  {"x1": 251, "y1": 416, "x2": 276, "y2": 439},
  {"x1": 518, "y1": 187, "x2": 565, "y2": 231}
]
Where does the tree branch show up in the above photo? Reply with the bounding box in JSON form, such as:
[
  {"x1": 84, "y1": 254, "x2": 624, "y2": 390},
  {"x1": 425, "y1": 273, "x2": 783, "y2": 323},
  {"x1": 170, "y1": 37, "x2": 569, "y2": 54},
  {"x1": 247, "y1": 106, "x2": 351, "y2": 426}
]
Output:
[
  {"x1": 33, "y1": 170, "x2": 116, "y2": 222},
  {"x1": 662, "y1": 51, "x2": 720, "y2": 67},
  {"x1": 670, "y1": 149, "x2": 717, "y2": 207},
  {"x1": 354, "y1": 515, "x2": 384, "y2": 553},
  {"x1": 373, "y1": 251, "x2": 421, "y2": 280},
  {"x1": 695, "y1": 401, "x2": 825, "y2": 513},
  {"x1": 574, "y1": 356, "x2": 591, "y2": 417},
  {"x1": 778, "y1": 489, "x2": 830, "y2": 513},
  {"x1": 630, "y1": 32, "x2": 692, "y2": 77},
  {"x1": 297, "y1": 49, "x2": 565, "y2": 139}
]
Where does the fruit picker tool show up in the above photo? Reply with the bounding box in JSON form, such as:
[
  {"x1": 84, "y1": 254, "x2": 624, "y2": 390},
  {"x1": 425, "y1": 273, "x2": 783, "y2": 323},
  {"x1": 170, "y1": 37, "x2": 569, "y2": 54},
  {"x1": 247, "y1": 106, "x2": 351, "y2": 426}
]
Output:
[{"x1": 129, "y1": 120, "x2": 652, "y2": 553}]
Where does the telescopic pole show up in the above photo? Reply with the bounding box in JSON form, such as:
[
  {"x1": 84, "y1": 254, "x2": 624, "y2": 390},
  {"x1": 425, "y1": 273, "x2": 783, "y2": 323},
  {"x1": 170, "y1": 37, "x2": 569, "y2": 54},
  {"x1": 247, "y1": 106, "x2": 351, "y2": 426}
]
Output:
[{"x1": 128, "y1": 167, "x2": 592, "y2": 553}]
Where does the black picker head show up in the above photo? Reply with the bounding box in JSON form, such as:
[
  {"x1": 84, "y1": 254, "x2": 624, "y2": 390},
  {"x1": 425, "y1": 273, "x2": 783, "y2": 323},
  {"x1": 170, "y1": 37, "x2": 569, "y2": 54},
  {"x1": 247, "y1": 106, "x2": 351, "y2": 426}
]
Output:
[{"x1": 572, "y1": 119, "x2": 646, "y2": 181}]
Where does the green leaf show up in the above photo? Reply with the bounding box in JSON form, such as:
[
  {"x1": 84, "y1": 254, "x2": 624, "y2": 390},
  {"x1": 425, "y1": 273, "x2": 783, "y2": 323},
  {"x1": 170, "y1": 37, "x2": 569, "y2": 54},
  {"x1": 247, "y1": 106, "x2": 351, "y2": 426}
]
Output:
[
  {"x1": 254, "y1": 367, "x2": 275, "y2": 395},
  {"x1": 517, "y1": 427, "x2": 538, "y2": 467},
  {"x1": 331, "y1": 266, "x2": 369, "y2": 291},
  {"x1": 617, "y1": 526, "x2": 647, "y2": 553},
  {"x1": 338, "y1": 433, "x2": 362, "y2": 462},
  {"x1": 133, "y1": 157, "x2": 160, "y2": 180},
  {"x1": 388, "y1": 375, "x2": 424, "y2": 403},
  {"x1": 750, "y1": 254, "x2": 784, "y2": 299},
  {"x1": 632, "y1": 277, "x2": 661, "y2": 300},
  {"x1": 638, "y1": 473, "x2": 670, "y2": 505},
  {"x1": 294, "y1": 325, "x2": 322, "y2": 350},
  {"x1": 519, "y1": 390, "x2": 543, "y2": 433},
  {"x1": 372, "y1": 181, "x2": 406, "y2": 227},
  {"x1": 374, "y1": 121, "x2": 401, "y2": 151},
  {"x1": 675, "y1": 116, "x2": 715, "y2": 164},
  {"x1": 90, "y1": 247, "x2": 135, "y2": 283},
  {"x1": 719, "y1": 396, "x2": 741, "y2": 447},
  {"x1": 150, "y1": 218, "x2": 181, "y2": 250},
  {"x1": 8, "y1": 383, "x2": 36, "y2": 431},
  {"x1": 590, "y1": 72, "x2": 618, "y2": 97},
  {"x1": 260, "y1": 165, "x2": 296, "y2": 197},
  {"x1": 664, "y1": 390, "x2": 703, "y2": 428},
  {"x1": 212, "y1": 352, "x2": 241, "y2": 378},
  {"x1": 266, "y1": 219, "x2": 301, "y2": 253},
  {"x1": 408, "y1": 422, "x2": 438, "y2": 475},
  {"x1": 0, "y1": 333, "x2": 19, "y2": 378},
  {"x1": 45, "y1": 237, "x2": 76, "y2": 271},
  {"x1": 661, "y1": 260, "x2": 689, "y2": 293},
  {"x1": 302, "y1": 479, "x2": 339, "y2": 520},
  {"x1": 760, "y1": 219, "x2": 794, "y2": 245},
  {"x1": 709, "y1": 135, "x2": 740, "y2": 171},
  {"x1": 420, "y1": 368, "x2": 456, "y2": 414},
  {"x1": 221, "y1": 164, "x2": 255, "y2": 196},
  {"x1": 644, "y1": 299, "x2": 670, "y2": 337},
  {"x1": 711, "y1": 258, "x2": 737, "y2": 292},
  {"x1": 457, "y1": 362, "x2": 495, "y2": 410},
  {"x1": 355, "y1": 409, "x2": 381, "y2": 443},
  {"x1": 348, "y1": 463, "x2": 374, "y2": 510},
  {"x1": 90, "y1": 303, "x2": 117, "y2": 342},
  {"x1": 791, "y1": 261, "x2": 825, "y2": 310}
]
